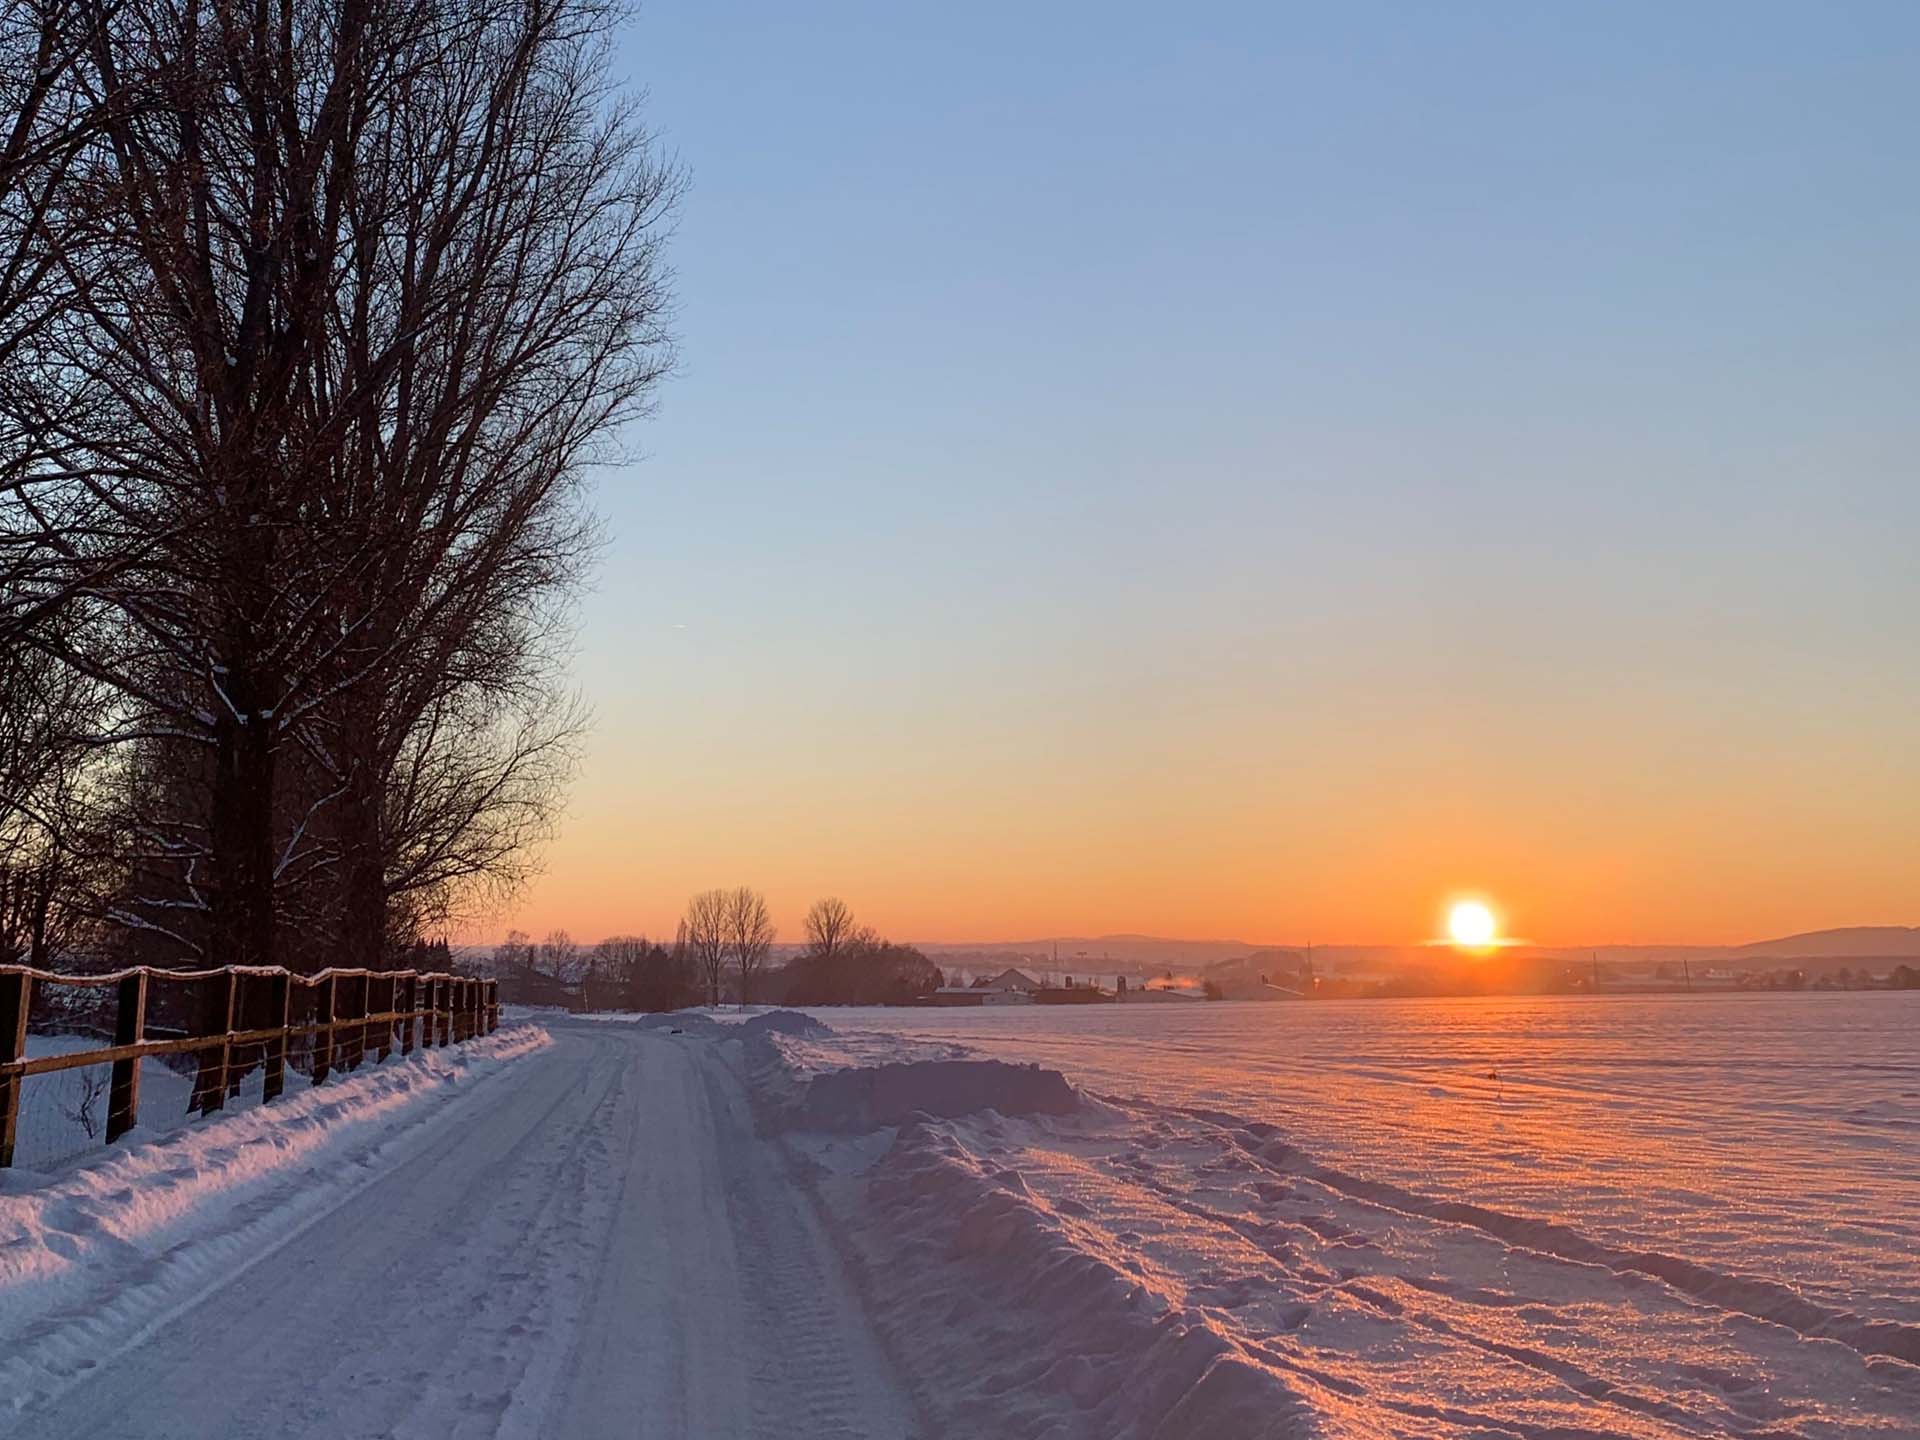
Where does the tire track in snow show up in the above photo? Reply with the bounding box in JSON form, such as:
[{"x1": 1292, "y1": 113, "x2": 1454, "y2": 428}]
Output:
[
  {"x1": 10, "y1": 1022, "x2": 920, "y2": 1440},
  {"x1": 695, "y1": 1039, "x2": 920, "y2": 1440}
]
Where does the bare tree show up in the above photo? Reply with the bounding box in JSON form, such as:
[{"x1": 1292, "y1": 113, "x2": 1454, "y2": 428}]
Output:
[
  {"x1": 0, "y1": 0, "x2": 103, "y2": 601},
  {"x1": 493, "y1": 929, "x2": 534, "y2": 975},
  {"x1": 592, "y1": 933, "x2": 645, "y2": 999},
  {"x1": 726, "y1": 886, "x2": 775, "y2": 1009},
  {"x1": 539, "y1": 929, "x2": 582, "y2": 985},
  {"x1": 594, "y1": 933, "x2": 693, "y2": 1012},
  {"x1": 0, "y1": 1, "x2": 119, "y2": 964},
  {"x1": 14, "y1": 0, "x2": 423, "y2": 969},
  {"x1": 803, "y1": 897, "x2": 856, "y2": 961},
  {"x1": 683, "y1": 889, "x2": 730, "y2": 1007},
  {"x1": 0, "y1": 635, "x2": 102, "y2": 964},
  {"x1": 379, "y1": 691, "x2": 588, "y2": 957},
  {"x1": 285, "y1": 0, "x2": 677, "y2": 966},
  {"x1": 3, "y1": 0, "x2": 675, "y2": 974}
]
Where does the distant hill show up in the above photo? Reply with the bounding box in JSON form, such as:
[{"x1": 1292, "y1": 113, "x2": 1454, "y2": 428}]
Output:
[
  {"x1": 1729, "y1": 926, "x2": 1920, "y2": 959},
  {"x1": 913, "y1": 925, "x2": 1920, "y2": 974}
]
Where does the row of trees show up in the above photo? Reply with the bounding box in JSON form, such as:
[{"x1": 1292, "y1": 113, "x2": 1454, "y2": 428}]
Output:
[
  {"x1": 781, "y1": 895, "x2": 943, "y2": 1006},
  {"x1": 683, "y1": 887, "x2": 776, "y2": 1006},
  {"x1": 493, "y1": 895, "x2": 944, "y2": 1010},
  {"x1": 0, "y1": 0, "x2": 676, "y2": 972},
  {"x1": 493, "y1": 926, "x2": 698, "y2": 1011}
]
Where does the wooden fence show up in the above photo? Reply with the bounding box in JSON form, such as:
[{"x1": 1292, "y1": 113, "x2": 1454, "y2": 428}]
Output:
[{"x1": 0, "y1": 964, "x2": 500, "y2": 1168}]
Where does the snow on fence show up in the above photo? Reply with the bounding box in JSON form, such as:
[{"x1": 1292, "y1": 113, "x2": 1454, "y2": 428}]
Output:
[{"x1": 0, "y1": 964, "x2": 500, "y2": 1170}]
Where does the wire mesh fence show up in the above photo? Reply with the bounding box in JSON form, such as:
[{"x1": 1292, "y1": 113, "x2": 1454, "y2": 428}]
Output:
[
  {"x1": 1, "y1": 964, "x2": 498, "y2": 1173},
  {"x1": 12, "y1": 1056, "x2": 116, "y2": 1172}
]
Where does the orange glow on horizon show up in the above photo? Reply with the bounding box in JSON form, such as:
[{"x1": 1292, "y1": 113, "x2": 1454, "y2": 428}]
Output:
[{"x1": 454, "y1": 705, "x2": 1919, "y2": 950}]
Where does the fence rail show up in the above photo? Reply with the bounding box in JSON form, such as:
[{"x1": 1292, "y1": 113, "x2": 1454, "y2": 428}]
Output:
[{"x1": 0, "y1": 964, "x2": 501, "y2": 1168}]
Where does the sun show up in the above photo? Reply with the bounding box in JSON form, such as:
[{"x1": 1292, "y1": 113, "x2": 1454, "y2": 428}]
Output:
[{"x1": 1448, "y1": 900, "x2": 1498, "y2": 948}]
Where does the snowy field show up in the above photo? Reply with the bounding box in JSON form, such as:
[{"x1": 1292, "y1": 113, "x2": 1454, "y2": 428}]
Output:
[
  {"x1": 787, "y1": 992, "x2": 1920, "y2": 1437},
  {"x1": 3, "y1": 995, "x2": 1915, "y2": 1438}
]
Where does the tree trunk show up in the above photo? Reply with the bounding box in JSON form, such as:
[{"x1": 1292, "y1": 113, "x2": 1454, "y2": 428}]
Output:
[
  {"x1": 338, "y1": 744, "x2": 389, "y2": 973},
  {"x1": 25, "y1": 858, "x2": 53, "y2": 969},
  {"x1": 209, "y1": 662, "x2": 276, "y2": 970}
]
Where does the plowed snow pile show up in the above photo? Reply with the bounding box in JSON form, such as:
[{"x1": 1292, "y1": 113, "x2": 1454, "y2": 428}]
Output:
[
  {"x1": 739, "y1": 1030, "x2": 1306, "y2": 1437},
  {"x1": 798, "y1": 1058, "x2": 1077, "y2": 1130}
]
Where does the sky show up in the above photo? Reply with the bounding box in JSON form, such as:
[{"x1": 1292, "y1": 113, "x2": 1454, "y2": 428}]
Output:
[{"x1": 483, "y1": 1, "x2": 1919, "y2": 949}]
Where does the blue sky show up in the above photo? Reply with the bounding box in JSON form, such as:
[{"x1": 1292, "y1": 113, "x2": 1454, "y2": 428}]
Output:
[{"x1": 502, "y1": 2, "x2": 1920, "y2": 945}]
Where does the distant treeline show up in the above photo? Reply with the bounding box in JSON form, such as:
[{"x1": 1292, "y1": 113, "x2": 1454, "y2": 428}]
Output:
[{"x1": 492, "y1": 895, "x2": 944, "y2": 1011}]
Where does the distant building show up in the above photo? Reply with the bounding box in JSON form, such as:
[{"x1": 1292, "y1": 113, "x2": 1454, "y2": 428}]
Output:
[
  {"x1": 496, "y1": 964, "x2": 582, "y2": 1011},
  {"x1": 925, "y1": 968, "x2": 1042, "y2": 1007},
  {"x1": 970, "y1": 967, "x2": 1040, "y2": 994}
]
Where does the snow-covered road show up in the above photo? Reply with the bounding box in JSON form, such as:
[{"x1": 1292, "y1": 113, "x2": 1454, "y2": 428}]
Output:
[{"x1": 6, "y1": 1020, "x2": 918, "y2": 1440}]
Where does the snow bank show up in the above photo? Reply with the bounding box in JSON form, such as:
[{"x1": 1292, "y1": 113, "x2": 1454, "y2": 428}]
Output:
[
  {"x1": 0, "y1": 1024, "x2": 550, "y2": 1419},
  {"x1": 524, "y1": 1008, "x2": 820, "y2": 1040},
  {"x1": 797, "y1": 1058, "x2": 1078, "y2": 1131},
  {"x1": 812, "y1": 1118, "x2": 1315, "y2": 1439},
  {"x1": 578, "y1": 1009, "x2": 729, "y2": 1037},
  {"x1": 740, "y1": 1030, "x2": 1315, "y2": 1437},
  {"x1": 739, "y1": 1008, "x2": 832, "y2": 1040}
]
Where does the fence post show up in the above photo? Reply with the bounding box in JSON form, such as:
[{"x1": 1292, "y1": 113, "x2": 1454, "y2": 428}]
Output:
[
  {"x1": 106, "y1": 970, "x2": 146, "y2": 1144},
  {"x1": 343, "y1": 975, "x2": 364, "y2": 1072},
  {"x1": 361, "y1": 973, "x2": 379, "y2": 1066},
  {"x1": 314, "y1": 973, "x2": 336, "y2": 1085},
  {"x1": 338, "y1": 975, "x2": 355, "y2": 1072},
  {"x1": 0, "y1": 970, "x2": 29, "y2": 1168},
  {"x1": 376, "y1": 975, "x2": 393, "y2": 1063},
  {"x1": 228, "y1": 971, "x2": 245, "y2": 1101},
  {"x1": 401, "y1": 974, "x2": 417, "y2": 1056},
  {"x1": 468, "y1": 980, "x2": 480, "y2": 1040},
  {"x1": 204, "y1": 970, "x2": 237, "y2": 1111},
  {"x1": 487, "y1": 980, "x2": 499, "y2": 1034},
  {"x1": 437, "y1": 978, "x2": 451, "y2": 1047},
  {"x1": 263, "y1": 970, "x2": 290, "y2": 1102}
]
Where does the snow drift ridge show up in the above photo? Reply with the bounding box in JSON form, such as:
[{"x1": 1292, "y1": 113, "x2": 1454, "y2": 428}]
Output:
[
  {"x1": 798, "y1": 1058, "x2": 1079, "y2": 1131},
  {"x1": 836, "y1": 1118, "x2": 1314, "y2": 1439}
]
